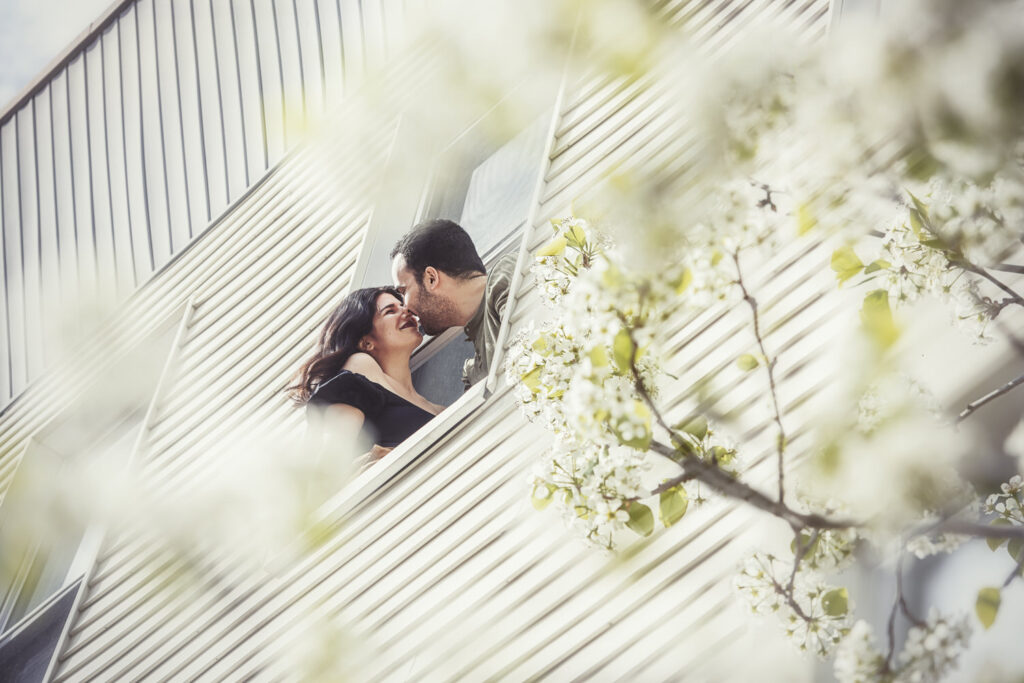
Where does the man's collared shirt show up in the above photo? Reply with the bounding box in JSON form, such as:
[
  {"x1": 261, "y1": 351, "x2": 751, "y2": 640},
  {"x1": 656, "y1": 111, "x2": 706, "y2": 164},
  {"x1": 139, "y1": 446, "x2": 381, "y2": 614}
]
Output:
[{"x1": 462, "y1": 252, "x2": 517, "y2": 388}]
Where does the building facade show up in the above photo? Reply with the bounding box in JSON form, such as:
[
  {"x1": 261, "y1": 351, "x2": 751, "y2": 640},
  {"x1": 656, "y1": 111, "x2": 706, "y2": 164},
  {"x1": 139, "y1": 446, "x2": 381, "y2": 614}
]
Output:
[{"x1": 7, "y1": 0, "x2": 1015, "y2": 681}]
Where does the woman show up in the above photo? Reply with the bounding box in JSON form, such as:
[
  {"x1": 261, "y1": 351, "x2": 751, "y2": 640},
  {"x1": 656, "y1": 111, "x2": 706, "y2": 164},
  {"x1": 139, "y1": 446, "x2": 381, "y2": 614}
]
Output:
[{"x1": 289, "y1": 286, "x2": 443, "y2": 467}]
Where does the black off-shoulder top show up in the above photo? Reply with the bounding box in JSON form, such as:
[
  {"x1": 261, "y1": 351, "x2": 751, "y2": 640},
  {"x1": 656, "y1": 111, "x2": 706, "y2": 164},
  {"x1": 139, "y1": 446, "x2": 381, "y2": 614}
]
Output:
[{"x1": 307, "y1": 370, "x2": 435, "y2": 448}]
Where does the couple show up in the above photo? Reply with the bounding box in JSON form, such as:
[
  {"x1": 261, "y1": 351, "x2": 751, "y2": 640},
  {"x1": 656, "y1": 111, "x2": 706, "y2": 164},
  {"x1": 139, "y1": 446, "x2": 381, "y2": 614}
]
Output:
[{"x1": 289, "y1": 219, "x2": 515, "y2": 466}]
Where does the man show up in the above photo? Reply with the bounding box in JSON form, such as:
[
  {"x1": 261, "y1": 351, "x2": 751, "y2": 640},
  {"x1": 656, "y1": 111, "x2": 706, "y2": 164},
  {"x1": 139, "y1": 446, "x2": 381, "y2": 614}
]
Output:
[{"x1": 390, "y1": 219, "x2": 517, "y2": 388}]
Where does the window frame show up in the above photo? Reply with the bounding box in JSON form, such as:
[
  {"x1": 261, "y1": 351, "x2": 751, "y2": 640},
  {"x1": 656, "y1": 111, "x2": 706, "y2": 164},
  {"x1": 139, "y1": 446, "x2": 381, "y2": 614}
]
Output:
[
  {"x1": 314, "y1": 76, "x2": 570, "y2": 524},
  {"x1": 0, "y1": 297, "x2": 197, "y2": 680}
]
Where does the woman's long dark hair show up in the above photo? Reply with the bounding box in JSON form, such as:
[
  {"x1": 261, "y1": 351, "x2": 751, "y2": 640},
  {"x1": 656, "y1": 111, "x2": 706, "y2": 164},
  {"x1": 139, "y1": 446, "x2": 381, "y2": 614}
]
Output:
[{"x1": 288, "y1": 286, "x2": 403, "y2": 404}]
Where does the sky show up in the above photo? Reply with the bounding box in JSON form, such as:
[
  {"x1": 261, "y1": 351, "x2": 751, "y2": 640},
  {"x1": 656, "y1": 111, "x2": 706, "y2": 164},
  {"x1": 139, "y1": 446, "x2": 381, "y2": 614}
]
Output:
[{"x1": 0, "y1": 0, "x2": 113, "y2": 111}]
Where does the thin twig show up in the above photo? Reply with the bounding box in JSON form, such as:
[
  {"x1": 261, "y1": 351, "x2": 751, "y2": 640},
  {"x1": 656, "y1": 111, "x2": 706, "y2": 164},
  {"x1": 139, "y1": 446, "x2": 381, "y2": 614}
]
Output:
[
  {"x1": 958, "y1": 371, "x2": 1024, "y2": 422},
  {"x1": 731, "y1": 250, "x2": 788, "y2": 505},
  {"x1": 787, "y1": 528, "x2": 820, "y2": 596},
  {"x1": 919, "y1": 215, "x2": 1024, "y2": 310},
  {"x1": 885, "y1": 550, "x2": 924, "y2": 672},
  {"x1": 931, "y1": 519, "x2": 1024, "y2": 539},
  {"x1": 617, "y1": 320, "x2": 853, "y2": 531},
  {"x1": 1003, "y1": 550, "x2": 1024, "y2": 589},
  {"x1": 958, "y1": 259, "x2": 1024, "y2": 309},
  {"x1": 767, "y1": 567, "x2": 811, "y2": 621},
  {"x1": 618, "y1": 322, "x2": 855, "y2": 531}
]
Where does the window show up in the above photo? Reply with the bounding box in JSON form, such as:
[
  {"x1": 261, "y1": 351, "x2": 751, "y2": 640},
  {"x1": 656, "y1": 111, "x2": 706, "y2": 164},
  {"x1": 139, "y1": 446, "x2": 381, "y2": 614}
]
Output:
[
  {"x1": 0, "y1": 415, "x2": 143, "y2": 633},
  {"x1": 409, "y1": 111, "x2": 551, "y2": 405},
  {"x1": 352, "y1": 103, "x2": 553, "y2": 407},
  {"x1": 0, "y1": 580, "x2": 80, "y2": 683},
  {"x1": 0, "y1": 303, "x2": 181, "y2": 679}
]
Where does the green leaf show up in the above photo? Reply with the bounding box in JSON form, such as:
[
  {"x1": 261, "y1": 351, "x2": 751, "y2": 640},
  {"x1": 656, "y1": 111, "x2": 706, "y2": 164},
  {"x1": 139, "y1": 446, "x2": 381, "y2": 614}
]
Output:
[
  {"x1": 602, "y1": 263, "x2": 625, "y2": 289},
  {"x1": 521, "y1": 366, "x2": 542, "y2": 392},
  {"x1": 671, "y1": 433, "x2": 698, "y2": 457},
  {"x1": 1008, "y1": 538, "x2": 1023, "y2": 561},
  {"x1": 531, "y1": 482, "x2": 556, "y2": 511},
  {"x1": 736, "y1": 354, "x2": 759, "y2": 371},
  {"x1": 907, "y1": 191, "x2": 930, "y2": 226},
  {"x1": 588, "y1": 345, "x2": 609, "y2": 368},
  {"x1": 613, "y1": 328, "x2": 636, "y2": 371},
  {"x1": 567, "y1": 223, "x2": 587, "y2": 248},
  {"x1": 790, "y1": 530, "x2": 821, "y2": 557},
  {"x1": 797, "y1": 203, "x2": 817, "y2": 235},
  {"x1": 987, "y1": 519, "x2": 1011, "y2": 551},
  {"x1": 908, "y1": 212, "x2": 925, "y2": 239},
  {"x1": 904, "y1": 148, "x2": 941, "y2": 182},
  {"x1": 709, "y1": 445, "x2": 734, "y2": 464},
  {"x1": 537, "y1": 235, "x2": 567, "y2": 258},
  {"x1": 920, "y1": 238, "x2": 952, "y2": 252},
  {"x1": 976, "y1": 587, "x2": 1001, "y2": 629},
  {"x1": 531, "y1": 336, "x2": 548, "y2": 353},
  {"x1": 677, "y1": 416, "x2": 708, "y2": 441},
  {"x1": 659, "y1": 485, "x2": 689, "y2": 528},
  {"x1": 861, "y1": 290, "x2": 900, "y2": 349},
  {"x1": 863, "y1": 259, "x2": 891, "y2": 274},
  {"x1": 671, "y1": 267, "x2": 693, "y2": 294},
  {"x1": 831, "y1": 246, "x2": 865, "y2": 285},
  {"x1": 626, "y1": 502, "x2": 654, "y2": 537},
  {"x1": 821, "y1": 587, "x2": 849, "y2": 617}
]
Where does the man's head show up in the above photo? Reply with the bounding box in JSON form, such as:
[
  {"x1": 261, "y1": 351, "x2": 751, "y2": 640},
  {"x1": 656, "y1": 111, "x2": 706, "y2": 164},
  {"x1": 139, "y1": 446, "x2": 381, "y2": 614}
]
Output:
[{"x1": 390, "y1": 219, "x2": 486, "y2": 335}]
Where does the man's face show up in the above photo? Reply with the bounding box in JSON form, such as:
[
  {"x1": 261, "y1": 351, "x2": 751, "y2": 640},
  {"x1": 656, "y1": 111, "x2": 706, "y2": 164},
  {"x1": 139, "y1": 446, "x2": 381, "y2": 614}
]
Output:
[{"x1": 391, "y1": 255, "x2": 460, "y2": 336}]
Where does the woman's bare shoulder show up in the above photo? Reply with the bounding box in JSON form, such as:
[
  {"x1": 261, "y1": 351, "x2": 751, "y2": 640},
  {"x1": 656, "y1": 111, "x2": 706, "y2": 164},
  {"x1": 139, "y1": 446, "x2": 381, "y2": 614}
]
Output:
[{"x1": 343, "y1": 353, "x2": 387, "y2": 381}]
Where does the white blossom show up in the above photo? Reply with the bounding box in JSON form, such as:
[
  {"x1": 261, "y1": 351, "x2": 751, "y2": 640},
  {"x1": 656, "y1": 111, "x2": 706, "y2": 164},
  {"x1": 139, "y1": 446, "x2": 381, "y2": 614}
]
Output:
[
  {"x1": 834, "y1": 620, "x2": 886, "y2": 683},
  {"x1": 896, "y1": 610, "x2": 972, "y2": 683},
  {"x1": 735, "y1": 552, "x2": 852, "y2": 658},
  {"x1": 984, "y1": 474, "x2": 1024, "y2": 526}
]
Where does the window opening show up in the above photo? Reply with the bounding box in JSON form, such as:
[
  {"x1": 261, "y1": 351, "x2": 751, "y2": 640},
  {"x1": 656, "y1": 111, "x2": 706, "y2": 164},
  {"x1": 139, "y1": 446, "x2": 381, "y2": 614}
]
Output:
[{"x1": 408, "y1": 111, "x2": 552, "y2": 406}]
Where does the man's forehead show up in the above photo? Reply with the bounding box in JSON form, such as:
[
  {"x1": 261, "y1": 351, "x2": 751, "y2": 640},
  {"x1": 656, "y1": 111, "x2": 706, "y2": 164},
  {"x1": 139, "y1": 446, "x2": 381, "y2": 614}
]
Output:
[{"x1": 391, "y1": 254, "x2": 410, "y2": 281}]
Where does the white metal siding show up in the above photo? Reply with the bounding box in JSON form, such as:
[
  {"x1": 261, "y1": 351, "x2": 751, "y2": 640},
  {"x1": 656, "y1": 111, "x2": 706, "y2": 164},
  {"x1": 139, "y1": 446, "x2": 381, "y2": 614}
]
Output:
[
  {"x1": 9, "y1": 1, "x2": 843, "y2": 680},
  {"x1": 0, "y1": 0, "x2": 410, "y2": 406}
]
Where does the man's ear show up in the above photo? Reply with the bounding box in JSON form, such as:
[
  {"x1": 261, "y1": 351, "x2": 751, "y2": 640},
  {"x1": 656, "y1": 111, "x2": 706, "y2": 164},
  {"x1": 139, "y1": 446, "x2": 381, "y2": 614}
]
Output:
[{"x1": 423, "y1": 266, "x2": 440, "y2": 291}]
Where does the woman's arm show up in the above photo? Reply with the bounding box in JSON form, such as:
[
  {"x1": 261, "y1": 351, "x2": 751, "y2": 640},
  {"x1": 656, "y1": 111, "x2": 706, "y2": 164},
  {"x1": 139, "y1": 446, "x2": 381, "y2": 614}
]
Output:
[{"x1": 322, "y1": 403, "x2": 390, "y2": 470}]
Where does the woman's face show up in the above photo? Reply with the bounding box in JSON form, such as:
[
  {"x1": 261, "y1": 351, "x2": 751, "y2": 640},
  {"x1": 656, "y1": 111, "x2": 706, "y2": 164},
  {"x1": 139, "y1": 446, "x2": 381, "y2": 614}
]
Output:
[{"x1": 362, "y1": 292, "x2": 422, "y2": 355}]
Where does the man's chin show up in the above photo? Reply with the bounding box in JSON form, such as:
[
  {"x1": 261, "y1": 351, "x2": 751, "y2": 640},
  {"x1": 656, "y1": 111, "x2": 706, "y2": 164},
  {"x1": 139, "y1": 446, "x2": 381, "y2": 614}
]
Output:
[{"x1": 421, "y1": 323, "x2": 448, "y2": 336}]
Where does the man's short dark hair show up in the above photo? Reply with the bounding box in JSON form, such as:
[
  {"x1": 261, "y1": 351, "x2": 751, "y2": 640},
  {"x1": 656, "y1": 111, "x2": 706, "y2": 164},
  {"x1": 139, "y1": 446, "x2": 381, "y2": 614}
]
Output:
[{"x1": 390, "y1": 219, "x2": 486, "y2": 284}]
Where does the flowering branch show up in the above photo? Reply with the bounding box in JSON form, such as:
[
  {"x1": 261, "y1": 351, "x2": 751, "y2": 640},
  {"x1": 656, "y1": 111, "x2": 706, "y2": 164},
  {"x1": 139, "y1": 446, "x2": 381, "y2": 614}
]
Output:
[
  {"x1": 648, "y1": 440, "x2": 855, "y2": 530},
  {"x1": 788, "y1": 528, "x2": 820, "y2": 595},
  {"x1": 1002, "y1": 551, "x2": 1024, "y2": 589},
  {"x1": 956, "y1": 258, "x2": 1024, "y2": 311},
  {"x1": 930, "y1": 519, "x2": 1024, "y2": 539},
  {"x1": 957, "y1": 371, "x2": 1024, "y2": 423},
  {"x1": 732, "y1": 249, "x2": 788, "y2": 505},
  {"x1": 618, "y1": 320, "x2": 855, "y2": 531},
  {"x1": 885, "y1": 550, "x2": 925, "y2": 672}
]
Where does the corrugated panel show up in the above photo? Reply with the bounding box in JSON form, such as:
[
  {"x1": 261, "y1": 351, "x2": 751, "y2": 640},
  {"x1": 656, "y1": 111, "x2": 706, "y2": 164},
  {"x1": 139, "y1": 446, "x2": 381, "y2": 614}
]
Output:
[
  {"x1": 44, "y1": 43, "x2": 461, "y2": 675},
  {"x1": 33, "y1": 2, "x2": 844, "y2": 681},
  {"x1": 48, "y1": 134, "x2": 387, "y2": 680},
  {"x1": 0, "y1": 0, "x2": 408, "y2": 408}
]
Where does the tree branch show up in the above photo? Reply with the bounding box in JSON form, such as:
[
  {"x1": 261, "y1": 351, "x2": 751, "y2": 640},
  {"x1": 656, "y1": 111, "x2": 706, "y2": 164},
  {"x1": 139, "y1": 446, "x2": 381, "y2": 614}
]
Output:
[
  {"x1": 957, "y1": 371, "x2": 1024, "y2": 422},
  {"x1": 731, "y1": 250, "x2": 788, "y2": 505},
  {"x1": 649, "y1": 440, "x2": 855, "y2": 530},
  {"x1": 618, "y1": 318, "x2": 854, "y2": 532},
  {"x1": 787, "y1": 528, "x2": 819, "y2": 596},
  {"x1": 930, "y1": 519, "x2": 1024, "y2": 539},
  {"x1": 957, "y1": 259, "x2": 1024, "y2": 310},
  {"x1": 1003, "y1": 549, "x2": 1024, "y2": 589},
  {"x1": 884, "y1": 550, "x2": 923, "y2": 673}
]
